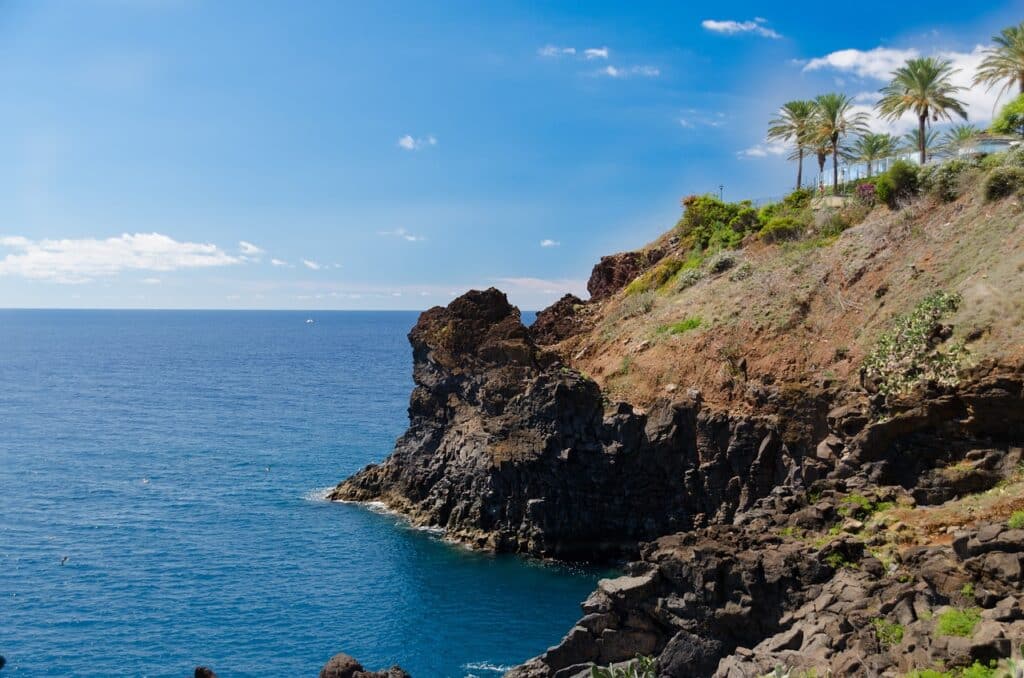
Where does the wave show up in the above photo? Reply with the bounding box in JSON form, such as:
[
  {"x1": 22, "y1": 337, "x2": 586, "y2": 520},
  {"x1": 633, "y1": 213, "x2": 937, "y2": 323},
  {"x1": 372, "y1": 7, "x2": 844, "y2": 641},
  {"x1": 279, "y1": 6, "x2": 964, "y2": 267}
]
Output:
[
  {"x1": 463, "y1": 661, "x2": 513, "y2": 675},
  {"x1": 301, "y1": 486, "x2": 335, "y2": 502}
]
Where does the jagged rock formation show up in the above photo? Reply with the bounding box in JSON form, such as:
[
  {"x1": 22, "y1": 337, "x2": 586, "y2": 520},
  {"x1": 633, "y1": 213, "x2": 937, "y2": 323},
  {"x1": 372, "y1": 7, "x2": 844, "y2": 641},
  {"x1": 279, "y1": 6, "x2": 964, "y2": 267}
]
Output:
[
  {"x1": 530, "y1": 293, "x2": 588, "y2": 346},
  {"x1": 319, "y1": 653, "x2": 409, "y2": 678},
  {"x1": 508, "y1": 371, "x2": 1024, "y2": 677},
  {"x1": 331, "y1": 288, "x2": 822, "y2": 560},
  {"x1": 586, "y1": 250, "x2": 662, "y2": 301}
]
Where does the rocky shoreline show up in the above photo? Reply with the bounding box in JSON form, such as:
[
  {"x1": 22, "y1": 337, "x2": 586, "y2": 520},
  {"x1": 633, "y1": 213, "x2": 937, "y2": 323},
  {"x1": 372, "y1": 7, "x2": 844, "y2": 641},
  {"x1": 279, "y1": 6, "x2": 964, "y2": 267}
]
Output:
[{"x1": 329, "y1": 204, "x2": 1024, "y2": 677}]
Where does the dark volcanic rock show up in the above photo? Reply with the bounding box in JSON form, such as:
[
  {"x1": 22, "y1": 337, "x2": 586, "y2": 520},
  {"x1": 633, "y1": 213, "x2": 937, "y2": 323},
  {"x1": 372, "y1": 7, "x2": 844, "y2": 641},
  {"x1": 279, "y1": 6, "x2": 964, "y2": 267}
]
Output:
[
  {"x1": 586, "y1": 250, "x2": 663, "y2": 301},
  {"x1": 531, "y1": 293, "x2": 587, "y2": 346},
  {"x1": 331, "y1": 288, "x2": 814, "y2": 559},
  {"x1": 320, "y1": 652, "x2": 410, "y2": 678},
  {"x1": 508, "y1": 523, "x2": 1024, "y2": 678}
]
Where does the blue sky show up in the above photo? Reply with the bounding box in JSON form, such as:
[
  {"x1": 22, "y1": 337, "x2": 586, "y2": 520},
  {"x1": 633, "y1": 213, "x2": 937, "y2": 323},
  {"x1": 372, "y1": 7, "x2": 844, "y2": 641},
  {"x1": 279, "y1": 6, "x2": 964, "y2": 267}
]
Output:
[{"x1": 0, "y1": 0, "x2": 1020, "y2": 310}]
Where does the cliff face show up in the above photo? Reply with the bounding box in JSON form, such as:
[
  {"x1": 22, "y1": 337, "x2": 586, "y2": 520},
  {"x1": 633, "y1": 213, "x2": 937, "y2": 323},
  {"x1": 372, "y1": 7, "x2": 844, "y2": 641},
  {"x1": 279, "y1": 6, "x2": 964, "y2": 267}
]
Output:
[
  {"x1": 331, "y1": 177, "x2": 1024, "y2": 675},
  {"x1": 331, "y1": 288, "x2": 818, "y2": 560}
]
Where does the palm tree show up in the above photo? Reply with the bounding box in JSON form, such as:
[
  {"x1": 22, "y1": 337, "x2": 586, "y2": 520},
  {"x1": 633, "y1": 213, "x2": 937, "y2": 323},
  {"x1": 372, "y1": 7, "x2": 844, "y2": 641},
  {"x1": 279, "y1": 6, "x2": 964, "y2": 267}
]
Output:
[
  {"x1": 974, "y1": 22, "x2": 1024, "y2": 99},
  {"x1": 768, "y1": 100, "x2": 816, "y2": 190},
  {"x1": 813, "y1": 93, "x2": 870, "y2": 190},
  {"x1": 901, "y1": 128, "x2": 941, "y2": 162},
  {"x1": 940, "y1": 124, "x2": 981, "y2": 155},
  {"x1": 876, "y1": 57, "x2": 968, "y2": 165},
  {"x1": 850, "y1": 133, "x2": 895, "y2": 177}
]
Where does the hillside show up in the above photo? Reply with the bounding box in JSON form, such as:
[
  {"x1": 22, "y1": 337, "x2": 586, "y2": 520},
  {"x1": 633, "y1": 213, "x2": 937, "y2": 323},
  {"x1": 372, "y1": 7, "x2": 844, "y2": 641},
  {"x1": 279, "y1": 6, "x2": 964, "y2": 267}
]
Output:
[{"x1": 333, "y1": 151, "x2": 1024, "y2": 677}]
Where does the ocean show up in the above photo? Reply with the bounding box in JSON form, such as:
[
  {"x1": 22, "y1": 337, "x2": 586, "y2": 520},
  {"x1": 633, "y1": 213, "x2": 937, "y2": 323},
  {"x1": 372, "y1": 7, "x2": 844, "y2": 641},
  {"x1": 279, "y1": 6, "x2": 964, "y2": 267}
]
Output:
[{"x1": 0, "y1": 310, "x2": 601, "y2": 677}]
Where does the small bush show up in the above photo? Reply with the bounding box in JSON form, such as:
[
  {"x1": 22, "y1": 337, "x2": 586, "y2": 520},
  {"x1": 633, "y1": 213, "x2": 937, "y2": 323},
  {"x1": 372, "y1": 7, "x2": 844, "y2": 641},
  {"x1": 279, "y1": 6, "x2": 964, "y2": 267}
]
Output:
[
  {"x1": 760, "y1": 215, "x2": 804, "y2": 242},
  {"x1": 729, "y1": 262, "x2": 754, "y2": 281},
  {"x1": 608, "y1": 291, "x2": 656, "y2": 323},
  {"x1": 782, "y1": 187, "x2": 813, "y2": 210},
  {"x1": 875, "y1": 160, "x2": 920, "y2": 208},
  {"x1": 625, "y1": 258, "x2": 687, "y2": 295},
  {"x1": 862, "y1": 291, "x2": 966, "y2": 396},
  {"x1": 590, "y1": 655, "x2": 656, "y2": 678},
  {"x1": 927, "y1": 159, "x2": 971, "y2": 202},
  {"x1": 678, "y1": 195, "x2": 760, "y2": 250},
  {"x1": 1009, "y1": 511, "x2": 1024, "y2": 530},
  {"x1": 936, "y1": 607, "x2": 981, "y2": 637},
  {"x1": 675, "y1": 268, "x2": 703, "y2": 291},
  {"x1": 856, "y1": 182, "x2": 877, "y2": 205},
  {"x1": 983, "y1": 166, "x2": 1024, "y2": 202},
  {"x1": 979, "y1": 152, "x2": 1008, "y2": 171},
  {"x1": 708, "y1": 251, "x2": 737, "y2": 273},
  {"x1": 657, "y1": 316, "x2": 702, "y2": 335},
  {"x1": 872, "y1": 618, "x2": 904, "y2": 648},
  {"x1": 1002, "y1": 146, "x2": 1024, "y2": 168}
]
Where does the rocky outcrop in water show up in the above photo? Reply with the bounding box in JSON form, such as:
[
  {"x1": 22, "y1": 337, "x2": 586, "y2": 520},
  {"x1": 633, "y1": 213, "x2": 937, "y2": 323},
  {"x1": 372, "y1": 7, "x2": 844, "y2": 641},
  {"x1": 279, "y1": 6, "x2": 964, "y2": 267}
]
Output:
[
  {"x1": 319, "y1": 653, "x2": 410, "y2": 678},
  {"x1": 331, "y1": 288, "x2": 824, "y2": 560}
]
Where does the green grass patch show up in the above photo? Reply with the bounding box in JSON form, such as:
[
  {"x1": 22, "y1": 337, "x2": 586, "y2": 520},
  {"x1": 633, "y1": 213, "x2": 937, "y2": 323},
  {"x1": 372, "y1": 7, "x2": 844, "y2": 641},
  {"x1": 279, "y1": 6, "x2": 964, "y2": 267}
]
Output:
[
  {"x1": 936, "y1": 608, "x2": 981, "y2": 638},
  {"x1": 1008, "y1": 511, "x2": 1024, "y2": 530},
  {"x1": 872, "y1": 618, "x2": 904, "y2": 648},
  {"x1": 657, "y1": 316, "x2": 702, "y2": 336}
]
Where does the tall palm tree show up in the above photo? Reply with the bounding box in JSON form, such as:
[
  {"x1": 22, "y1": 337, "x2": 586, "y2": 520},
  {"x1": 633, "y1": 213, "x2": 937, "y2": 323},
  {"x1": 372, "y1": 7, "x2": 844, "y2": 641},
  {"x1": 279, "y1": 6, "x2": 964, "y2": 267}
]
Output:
[
  {"x1": 901, "y1": 129, "x2": 941, "y2": 162},
  {"x1": 876, "y1": 57, "x2": 968, "y2": 164},
  {"x1": 768, "y1": 100, "x2": 817, "y2": 190},
  {"x1": 850, "y1": 133, "x2": 896, "y2": 176},
  {"x1": 974, "y1": 22, "x2": 1024, "y2": 99},
  {"x1": 940, "y1": 124, "x2": 982, "y2": 155},
  {"x1": 813, "y1": 93, "x2": 870, "y2": 190}
]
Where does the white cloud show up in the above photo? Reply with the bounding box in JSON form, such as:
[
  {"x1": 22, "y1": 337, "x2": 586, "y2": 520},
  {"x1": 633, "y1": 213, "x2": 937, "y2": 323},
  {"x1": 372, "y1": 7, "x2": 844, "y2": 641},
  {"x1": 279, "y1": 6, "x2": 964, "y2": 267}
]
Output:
[
  {"x1": 538, "y1": 45, "x2": 576, "y2": 57},
  {"x1": 738, "y1": 138, "x2": 789, "y2": 159},
  {"x1": 397, "y1": 134, "x2": 438, "y2": 151},
  {"x1": 379, "y1": 227, "x2": 426, "y2": 242},
  {"x1": 803, "y1": 45, "x2": 1008, "y2": 128},
  {"x1": 141, "y1": 277, "x2": 161, "y2": 285},
  {"x1": 599, "y1": 65, "x2": 660, "y2": 78},
  {"x1": 271, "y1": 258, "x2": 289, "y2": 267},
  {"x1": 302, "y1": 259, "x2": 321, "y2": 271},
  {"x1": 0, "y1": 232, "x2": 239, "y2": 284},
  {"x1": 584, "y1": 47, "x2": 609, "y2": 60},
  {"x1": 803, "y1": 46, "x2": 920, "y2": 80},
  {"x1": 540, "y1": 239, "x2": 560, "y2": 247},
  {"x1": 679, "y1": 110, "x2": 727, "y2": 129},
  {"x1": 701, "y1": 18, "x2": 781, "y2": 39},
  {"x1": 239, "y1": 240, "x2": 264, "y2": 256}
]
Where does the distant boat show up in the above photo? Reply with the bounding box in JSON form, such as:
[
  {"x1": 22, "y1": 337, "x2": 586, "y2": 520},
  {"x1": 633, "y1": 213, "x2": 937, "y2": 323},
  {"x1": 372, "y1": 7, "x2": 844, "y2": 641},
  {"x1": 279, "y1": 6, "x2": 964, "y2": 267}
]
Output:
[{"x1": 305, "y1": 318, "x2": 314, "y2": 324}]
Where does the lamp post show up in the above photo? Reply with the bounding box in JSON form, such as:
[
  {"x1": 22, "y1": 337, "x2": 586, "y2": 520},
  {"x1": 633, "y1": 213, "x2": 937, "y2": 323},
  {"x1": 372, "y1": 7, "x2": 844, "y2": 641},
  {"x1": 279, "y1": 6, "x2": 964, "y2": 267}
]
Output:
[{"x1": 718, "y1": 184, "x2": 723, "y2": 201}]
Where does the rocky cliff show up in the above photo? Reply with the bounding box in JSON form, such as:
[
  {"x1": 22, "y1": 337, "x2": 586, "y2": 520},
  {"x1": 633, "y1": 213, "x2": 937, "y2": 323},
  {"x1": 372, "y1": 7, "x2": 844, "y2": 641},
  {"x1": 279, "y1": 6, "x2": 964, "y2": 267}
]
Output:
[{"x1": 332, "y1": 171, "x2": 1024, "y2": 675}]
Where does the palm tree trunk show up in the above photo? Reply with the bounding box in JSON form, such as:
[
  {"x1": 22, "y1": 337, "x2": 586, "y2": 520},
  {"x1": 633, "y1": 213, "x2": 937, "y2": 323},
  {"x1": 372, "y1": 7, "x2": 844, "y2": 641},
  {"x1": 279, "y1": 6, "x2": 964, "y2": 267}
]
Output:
[
  {"x1": 796, "y1": 149, "x2": 804, "y2": 190},
  {"x1": 867, "y1": 160, "x2": 873, "y2": 177},
  {"x1": 832, "y1": 139, "x2": 839, "y2": 192},
  {"x1": 1019, "y1": 72, "x2": 1024, "y2": 94},
  {"x1": 918, "y1": 114, "x2": 927, "y2": 165}
]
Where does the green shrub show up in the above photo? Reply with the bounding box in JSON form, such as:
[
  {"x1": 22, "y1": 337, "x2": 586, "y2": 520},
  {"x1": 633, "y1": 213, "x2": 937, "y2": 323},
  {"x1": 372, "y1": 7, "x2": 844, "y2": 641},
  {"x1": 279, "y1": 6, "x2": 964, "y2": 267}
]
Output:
[
  {"x1": 1009, "y1": 511, "x2": 1024, "y2": 529},
  {"x1": 872, "y1": 618, "x2": 905, "y2": 648},
  {"x1": 590, "y1": 655, "x2": 656, "y2": 678},
  {"x1": 959, "y1": 661, "x2": 999, "y2": 678},
  {"x1": 675, "y1": 268, "x2": 703, "y2": 291},
  {"x1": 979, "y1": 151, "x2": 1008, "y2": 171},
  {"x1": 1002, "y1": 146, "x2": 1024, "y2": 168},
  {"x1": 862, "y1": 291, "x2": 966, "y2": 396},
  {"x1": 678, "y1": 194, "x2": 760, "y2": 250},
  {"x1": 707, "y1": 251, "x2": 737, "y2": 273},
  {"x1": 760, "y1": 215, "x2": 805, "y2": 242},
  {"x1": 983, "y1": 166, "x2": 1024, "y2": 201},
  {"x1": 608, "y1": 291, "x2": 656, "y2": 323},
  {"x1": 782, "y1": 187, "x2": 813, "y2": 210},
  {"x1": 991, "y1": 93, "x2": 1024, "y2": 136},
  {"x1": 657, "y1": 316, "x2": 702, "y2": 335},
  {"x1": 729, "y1": 262, "x2": 754, "y2": 281},
  {"x1": 936, "y1": 607, "x2": 981, "y2": 637},
  {"x1": 625, "y1": 258, "x2": 688, "y2": 295},
  {"x1": 875, "y1": 160, "x2": 920, "y2": 208},
  {"x1": 926, "y1": 159, "x2": 971, "y2": 202}
]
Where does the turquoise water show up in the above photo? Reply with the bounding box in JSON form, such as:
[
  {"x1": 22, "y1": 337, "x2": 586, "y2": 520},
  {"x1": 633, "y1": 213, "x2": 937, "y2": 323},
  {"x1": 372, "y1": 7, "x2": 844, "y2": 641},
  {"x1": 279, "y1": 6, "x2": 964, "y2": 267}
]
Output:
[{"x1": 0, "y1": 310, "x2": 600, "y2": 677}]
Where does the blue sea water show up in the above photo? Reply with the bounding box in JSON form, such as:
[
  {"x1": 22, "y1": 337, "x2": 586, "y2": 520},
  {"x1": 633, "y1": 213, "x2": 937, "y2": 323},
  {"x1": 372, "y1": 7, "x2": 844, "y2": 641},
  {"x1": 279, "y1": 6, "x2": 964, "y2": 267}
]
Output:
[{"x1": 0, "y1": 310, "x2": 602, "y2": 677}]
